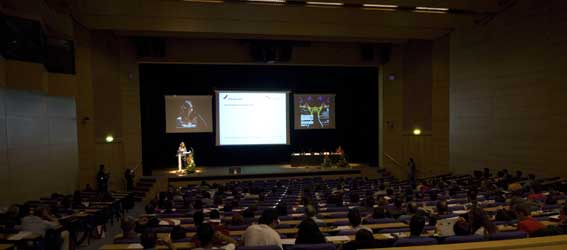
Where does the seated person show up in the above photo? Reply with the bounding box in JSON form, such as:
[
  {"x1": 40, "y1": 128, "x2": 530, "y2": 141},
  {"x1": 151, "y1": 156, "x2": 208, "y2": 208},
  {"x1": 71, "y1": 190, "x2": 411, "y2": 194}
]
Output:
[
  {"x1": 0, "y1": 205, "x2": 21, "y2": 230},
  {"x1": 243, "y1": 209, "x2": 282, "y2": 249},
  {"x1": 242, "y1": 205, "x2": 257, "y2": 220},
  {"x1": 230, "y1": 213, "x2": 246, "y2": 226},
  {"x1": 208, "y1": 209, "x2": 230, "y2": 241},
  {"x1": 305, "y1": 205, "x2": 324, "y2": 224},
  {"x1": 22, "y1": 207, "x2": 70, "y2": 250},
  {"x1": 348, "y1": 208, "x2": 372, "y2": 233},
  {"x1": 468, "y1": 206, "x2": 497, "y2": 237},
  {"x1": 339, "y1": 228, "x2": 391, "y2": 250},
  {"x1": 409, "y1": 213, "x2": 426, "y2": 238},
  {"x1": 453, "y1": 218, "x2": 471, "y2": 236},
  {"x1": 170, "y1": 226, "x2": 187, "y2": 242},
  {"x1": 114, "y1": 216, "x2": 138, "y2": 243},
  {"x1": 436, "y1": 200, "x2": 449, "y2": 216},
  {"x1": 398, "y1": 202, "x2": 418, "y2": 222},
  {"x1": 295, "y1": 218, "x2": 326, "y2": 244},
  {"x1": 515, "y1": 203, "x2": 547, "y2": 235},
  {"x1": 140, "y1": 230, "x2": 177, "y2": 250},
  {"x1": 194, "y1": 211, "x2": 205, "y2": 227},
  {"x1": 387, "y1": 198, "x2": 404, "y2": 219},
  {"x1": 21, "y1": 207, "x2": 60, "y2": 237},
  {"x1": 371, "y1": 206, "x2": 389, "y2": 219},
  {"x1": 194, "y1": 223, "x2": 237, "y2": 250}
]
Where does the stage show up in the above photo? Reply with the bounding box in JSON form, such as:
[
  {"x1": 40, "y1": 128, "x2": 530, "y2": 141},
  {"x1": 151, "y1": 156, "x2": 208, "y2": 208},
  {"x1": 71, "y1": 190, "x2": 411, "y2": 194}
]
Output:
[{"x1": 152, "y1": 163, "x2": 370, "y2": 183}]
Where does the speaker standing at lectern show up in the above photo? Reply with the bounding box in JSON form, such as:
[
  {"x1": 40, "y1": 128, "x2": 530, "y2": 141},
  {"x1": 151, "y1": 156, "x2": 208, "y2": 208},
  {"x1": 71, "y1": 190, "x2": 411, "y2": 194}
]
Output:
[{"x1": 177, "y1": 142, "x2": 188, "y2": 172}]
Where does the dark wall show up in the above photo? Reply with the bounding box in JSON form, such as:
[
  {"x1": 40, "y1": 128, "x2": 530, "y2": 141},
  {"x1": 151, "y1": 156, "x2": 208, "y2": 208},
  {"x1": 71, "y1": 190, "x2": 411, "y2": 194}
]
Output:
[{"x1": 139, "y1": 64, "x2": 379, "y2": 173}]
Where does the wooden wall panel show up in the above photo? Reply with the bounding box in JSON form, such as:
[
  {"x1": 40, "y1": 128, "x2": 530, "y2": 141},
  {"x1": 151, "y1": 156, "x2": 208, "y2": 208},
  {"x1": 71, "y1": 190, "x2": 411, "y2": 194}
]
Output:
[{"x1": 449, "y1": 0, "x2": 567, "y2": 177}]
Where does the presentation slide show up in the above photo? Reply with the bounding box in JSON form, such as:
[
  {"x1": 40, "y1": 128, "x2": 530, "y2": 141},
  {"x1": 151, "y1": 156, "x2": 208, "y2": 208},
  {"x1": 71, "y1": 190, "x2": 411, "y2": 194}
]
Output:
[
  {"x1": 216, "y1": 91, "x2": 290, "y2": 146},
  {"x1": 294, "y1": 94, "x2": 336, "y2": 129},
  {"x1": 165, "y1": 95, "x2": 213, "y2": 133}
]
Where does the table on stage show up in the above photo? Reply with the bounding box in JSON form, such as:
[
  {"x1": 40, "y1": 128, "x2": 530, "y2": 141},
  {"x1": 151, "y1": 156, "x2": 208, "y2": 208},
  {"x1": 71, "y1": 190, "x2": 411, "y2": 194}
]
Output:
[{"x1": 290, "y1": 152, "x2": 343, "y2": 166}]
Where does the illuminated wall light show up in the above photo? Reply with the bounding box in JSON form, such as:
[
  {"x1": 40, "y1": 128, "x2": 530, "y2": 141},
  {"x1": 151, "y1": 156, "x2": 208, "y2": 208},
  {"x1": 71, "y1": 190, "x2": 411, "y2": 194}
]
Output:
[
  {"x1": 306, "y1": 1, "x2": 344, "y2": 6},
  {"x1": 362, "y1": 4, "x2": 398, "y2": 8},
  {"x1": 415, "y1": 6, "x2": 449, "y2": 11},
  {"x1": 412, "y1": 128, "x2": 422, "y2": 136},
  {"x1": 105, "y1": 135, "x2": 115, "y2": 143}
]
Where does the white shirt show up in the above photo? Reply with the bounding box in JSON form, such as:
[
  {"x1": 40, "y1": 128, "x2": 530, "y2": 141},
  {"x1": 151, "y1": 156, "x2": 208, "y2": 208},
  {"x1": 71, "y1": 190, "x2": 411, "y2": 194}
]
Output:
[
  {"x1": 243, "y1": 224, "x2": 282, "y2": 249},
  {"x1": 353, "y1": 225, "x2": 373, "y2": 233}
]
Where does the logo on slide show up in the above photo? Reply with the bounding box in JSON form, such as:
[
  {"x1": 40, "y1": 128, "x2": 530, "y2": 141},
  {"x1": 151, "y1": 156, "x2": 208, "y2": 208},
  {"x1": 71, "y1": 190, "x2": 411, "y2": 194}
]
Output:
[{"x1": 223, "y1": 94, "x2": 229, "y2": 99}]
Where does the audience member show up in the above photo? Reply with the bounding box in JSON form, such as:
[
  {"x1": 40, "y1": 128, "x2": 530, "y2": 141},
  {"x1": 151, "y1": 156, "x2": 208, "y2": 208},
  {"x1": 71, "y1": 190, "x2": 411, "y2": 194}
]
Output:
[
  {"x1": 348, "y1": 208, "x2": 372, "y2": 233},
  {"x1": 295, "y1": 218, "x2": 326, "y2": 244},
  {"x1": 115, "y1": 216, "x2": 138, "y2": 242},
  {"x1": 305, "y1": 205, "x2": 324, "y2": 224},
  {"x1": 515, "y1": 203, "x2": 547, "y2": 235},
  {"x1": 141, "y1": 230, "x2": 177, "y2": 250},
  {"x1": 409, "y1": 213, "x2": 426, "y2": 237},
  {"x1": 194, "y1": 223, "x2": 237, "y2": 250},
  {"x1": 242, "y1": 209, "x2": 282, "y2": 248}
]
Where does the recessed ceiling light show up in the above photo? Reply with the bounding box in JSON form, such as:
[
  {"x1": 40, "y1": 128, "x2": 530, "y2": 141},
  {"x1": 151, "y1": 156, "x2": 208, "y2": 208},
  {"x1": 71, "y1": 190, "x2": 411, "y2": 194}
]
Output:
[
  {"x1": 362, "y1": 4, "x2": 397, "y2": 8},
  {"x1": 415, "y1": 6, "x2": 449, "y2": 11},
  {"x1": 306, "y1": 1, "x2": 344, "y2": 6}
]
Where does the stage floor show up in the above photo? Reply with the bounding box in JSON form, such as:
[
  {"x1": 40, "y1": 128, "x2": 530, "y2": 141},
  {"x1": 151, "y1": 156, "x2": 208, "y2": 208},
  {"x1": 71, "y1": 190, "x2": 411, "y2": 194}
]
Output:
[{"x1": 153, "y1": 163, "x2": 367, "y2": 182}]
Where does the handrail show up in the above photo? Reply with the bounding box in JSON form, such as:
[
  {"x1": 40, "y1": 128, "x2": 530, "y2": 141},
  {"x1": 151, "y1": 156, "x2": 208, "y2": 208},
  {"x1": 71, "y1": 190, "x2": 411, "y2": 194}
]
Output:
[{"x1": 383, "y1": 152, "x2": 403, "y2": 168}]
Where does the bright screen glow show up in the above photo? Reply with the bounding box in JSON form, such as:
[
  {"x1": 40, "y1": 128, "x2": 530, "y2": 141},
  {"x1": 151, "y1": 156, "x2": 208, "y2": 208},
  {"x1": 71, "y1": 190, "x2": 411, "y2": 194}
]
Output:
[
  {"x1": 216, "y1": 91, "x2": 290, "y2": 146},
  {"x1": 294, "y1": 94, "x2": 336, "y2": 129}
]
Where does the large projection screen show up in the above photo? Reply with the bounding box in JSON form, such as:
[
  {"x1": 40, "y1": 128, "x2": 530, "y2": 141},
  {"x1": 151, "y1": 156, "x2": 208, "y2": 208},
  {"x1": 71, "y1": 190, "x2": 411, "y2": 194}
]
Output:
[
  {"x1": 216, "y1": 91, "x2": 290, "y2": 146},
  {"x1": 294, "y1": 94, "x2": 336, "y2": 129},
  {"x1": 165, "y1": 95, "x2": 213, "y2": 133}
]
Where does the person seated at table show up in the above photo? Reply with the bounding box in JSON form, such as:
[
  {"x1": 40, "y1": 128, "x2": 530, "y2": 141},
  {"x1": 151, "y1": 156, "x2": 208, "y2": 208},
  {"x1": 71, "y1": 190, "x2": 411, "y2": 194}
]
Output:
[
  {"x1": 387, "y1": 198, "x2": 404, "y2": 220},
  {"x1": 408, "y1": 213, "x2": 427, "y2": 238},
  {"x1": 162, "y1": 200, "x2": 176, "y2": 214},
  {"x1": 21, "y1": 207, "x2": 70, "y2": 250},
  {"x1": 436, "y1": 200, "x2": 449, "y2": 216},
  {"x1": 515, "y1": 202, "x2": 547, "y2": 235},
  {"x1": 348, "y1": 208, "x2": 372, "y2": 233},
  {"x1": 170, "y1": 225, "x2": 187, "y2": 242},
  {"x1": 371, "y1": 206, "x2": 389, "y2": 219},
  {"x1": 295, "y1": 218, "x2": 326, "y2": 244},
  {"x1": 339, "y1": 228, "x2": 391, "y2": 250},
  {"x1": 194, "y1": 223, "x2": 237, "y2": 250},
  {"x1": 468, "y1": 206, "x2": 497, "y2": 237},
  {"x1": 208, "y1": 209, "x2": 230, "y2": 237},
  {"x1": 559, "y1": 205, "x2": 567, "y2": 226},
  {"x1": 453, "y1": 217, "x2": 472, "y2": 236},
  {"x1": 141, "y1": 230, "x2": 177, "y2": 250},
  {"x1": 527, "y1": 185, "x2": 546, "y2": 200},
  {"x1": 230, "y1": 213, "x2": 245, "y2": 226},
  {"x1": 349, "y1": 193, "x2": 361, "y2": 206},
  {"x1": 242, "y1": 205, "x2": 257, "y2": 221},
  {"x1": 305, "y1": 205, "x2": 324, "y2": 224},
  {"x1": 114, "y1": 216, "x2": 138, "y2": 243},
  {"x1": 194, "y1": 211, "x2": 205, "y2": 228},
  {"x1": 242, "y1": 209, "x2": 282, "y2": 249},
  {"x1": 364, "y1": 192, "x2": 375, "y2": 209},
  {"x1": 202, "y1": 191, "x2": 213, "y2": 207},
  {"x1": 397, "y1": 201, "x2": 418, "y2": 222},
  {"x1": 0, "y1": 204, "x2": 21, "y2": 230}
]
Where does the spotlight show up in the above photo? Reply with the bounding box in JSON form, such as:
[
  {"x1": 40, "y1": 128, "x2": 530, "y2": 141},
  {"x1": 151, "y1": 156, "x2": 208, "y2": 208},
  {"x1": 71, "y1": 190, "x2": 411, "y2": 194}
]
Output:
[
  {"x1": 412, "y1": 129, "x2": 422, "y2": 136},
  {"x1": 105, "y1": 135, "x2": 114, "y2": 143}
]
